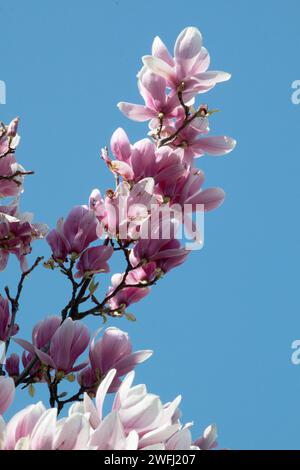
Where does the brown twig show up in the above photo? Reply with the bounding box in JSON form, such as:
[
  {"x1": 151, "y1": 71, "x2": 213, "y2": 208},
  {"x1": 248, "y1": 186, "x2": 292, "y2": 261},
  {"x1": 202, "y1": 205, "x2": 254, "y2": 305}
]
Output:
[
  {"x1": 2, "y1": 256, "x2": 44, "y2": 370},
  {"x1": 158, "y1": 110, "x2": 199, "y2": 148},
  {"x1": 0, "y1": 170, "x2": 34, "y2": 186}
]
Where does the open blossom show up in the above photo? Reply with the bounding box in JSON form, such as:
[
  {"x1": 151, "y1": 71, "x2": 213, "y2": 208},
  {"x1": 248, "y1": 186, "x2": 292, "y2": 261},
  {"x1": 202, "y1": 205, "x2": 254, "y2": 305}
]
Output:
[
  {"x1": 17, "y1": 316, "x2": 62, "y2": 380},
  {"x1": 118, "y1": 67, "x2": 181, "y2": 122},
  {"x1": 142, "y1": 27, "x2": 230, "y2": 100},
  {"x1": 0, "y1": 203, "x2": 47, "y2": 272},
  {"x1": 107, "y1": 263, "x2": 157, "y2": 310},
  {"x1": 0, "y1": 376, "x2": 15, "y2": 415},
  {"x1": 106, "y1": 128, "x2": 187, "y2": 187},
  {"x1": 78, "y1": 327, "x2": 152, "y2": 393},
  {"x1": 167, "y1": 169, "x2": 225, "y2": 212},
  {"x1": 90, "y1": 179, "x2": 156, "y2": 240},
  {"x1": 46, "y1": 205, "x2": 101, "y2": 260},
  {"x1": 18, "y1": 318, "x2": 90, "y2": 375},
  {"x1": 75, "y1": 245, "x2": 114, "y2": 278},
  {"x1": 40, "y1": 318, "x2": 89, "y2": 374},
  {"x1": 162, "y1": 116, "x2": 236, "y2": 163},
  {"x1": 130, "y1": 238, "x2": 189, "y2": 274}
]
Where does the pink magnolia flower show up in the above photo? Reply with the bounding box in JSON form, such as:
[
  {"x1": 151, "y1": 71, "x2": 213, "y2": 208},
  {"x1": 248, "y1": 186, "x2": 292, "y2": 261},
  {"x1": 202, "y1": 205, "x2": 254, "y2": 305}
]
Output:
[
  {"x1": 0, "y1": 376, "x2": 15, "y2": 415},
  {"x1": 168, "y1": 169, "x2": 225, "y2": 212},
  {"x1": 89, "y1": 189, "x2": 106, "y2": 218},
  {"x1": 0, "y1": 117, "x2": 20, "y2": 158},
  {"x1": 143, "y1": 27, "x2": 230, "y2": 100},
  {"x1": 32, "y1": 318, "x2": 90, "y2": 375},
  {"x1": 0, "y1": 294, "x2": 18, "y2": 341},
  {"x1": 0, "y1": 203, "x2": 47, "y2": 272},
  {"x1": 17, "y1": 316, "x2": 62, "y2": 380},
  {"x1": 118, "y1": 67, "x2": 180, "y2": 122},
  {"x1": 91, "y1": 179, "x2": 156, "y2": 241},
  {"x1": 130, "y1": 238, "x2": 189, "y2": 274},
  {"x1": 75, "y1": 245, "x2": 114, "y2": 278},
  {"x1": 78, "y1": 327, "x2": 152, "y2": 393},
  {"x1": 46, "y1": 206, "x2": 101, "y2": 260},
  {"x1": 46, "y1": 228, "x2": 69, "y2": 262},
  {"x1": 4, "y1": 401, "x2": 46, "y2": 450},
  {"x1": 107, "y1": 263, "x2": 157, "y2": 310},
  {"x1": 166, "y1": 116, "x2": 236, "y2": 163},
  {"x1": 32, "y1": 316, "x2": 62, "y2": 349},
  {"x1": 106, "y1": 129, "x2": 187, "y2": 188},
  {"x1": 17, "y1": 317, "x2": 90, "y2": 378},
  {"x1": 0, "y1": 154, "x2": 26, "y2": 198},
  {"x1": 132, "y1": 144, "x2": 186, "y2": 190}
]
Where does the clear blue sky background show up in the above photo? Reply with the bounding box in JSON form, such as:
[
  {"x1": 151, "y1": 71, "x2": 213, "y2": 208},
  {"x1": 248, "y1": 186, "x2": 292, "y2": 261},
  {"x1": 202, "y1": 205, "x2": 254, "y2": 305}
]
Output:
[{"x1": 1, "y1": 0, "x2": 300, "y2": 450}]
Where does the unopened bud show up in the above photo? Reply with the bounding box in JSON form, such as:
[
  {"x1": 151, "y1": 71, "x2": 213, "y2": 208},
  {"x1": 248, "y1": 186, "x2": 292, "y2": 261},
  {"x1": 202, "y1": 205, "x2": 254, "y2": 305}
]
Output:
[{"x1": 7, "y1": 117, "x2": 19, "y2": 137}]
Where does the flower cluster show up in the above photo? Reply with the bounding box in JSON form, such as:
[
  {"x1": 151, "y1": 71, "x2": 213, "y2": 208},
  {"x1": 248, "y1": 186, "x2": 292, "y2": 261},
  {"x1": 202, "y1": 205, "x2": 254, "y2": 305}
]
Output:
[
  {"x1": 0, "y1": 26, "x2": 235, "y2": 451},
  {"x1": 44, "y1": 26, "x2": 235, "y2": 318},
  {"x1": 0, "y1": 119, "x2": 46, "y2": 271},
  {"x1": 13, "y1": 323, "x2": 150, "y2": 392},
  {"x1": 0, "y1": 369, "x2": 217, "y2": 450}
]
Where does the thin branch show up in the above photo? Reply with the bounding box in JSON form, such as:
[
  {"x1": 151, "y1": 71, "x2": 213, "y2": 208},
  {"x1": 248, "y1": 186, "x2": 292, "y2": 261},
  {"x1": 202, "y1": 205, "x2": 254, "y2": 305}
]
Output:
[
  {"x1": 158, "y1": 110, "x2": 199, "y2": 148},
  {"x1": 0, "y1": 170, "x2": 34, "y2": 186},
  {"x1": 2, "y1": 256, "x2": 44, "y2": 371},
  {"x1": 77, "y1": 241, "x2": 133, "y2": 319},
  {"x1": 177, "y1": 82, "x2": 190, "y2": 119},
  {"x1": 56, "y1": 388, "x2": 84, "y2": 415}
]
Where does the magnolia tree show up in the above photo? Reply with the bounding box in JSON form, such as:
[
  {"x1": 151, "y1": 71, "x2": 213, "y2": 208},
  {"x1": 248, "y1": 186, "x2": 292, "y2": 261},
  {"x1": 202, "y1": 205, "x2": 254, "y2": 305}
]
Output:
[{"x1": 0, "y1": 27, "x2": 235, "y2": 450}]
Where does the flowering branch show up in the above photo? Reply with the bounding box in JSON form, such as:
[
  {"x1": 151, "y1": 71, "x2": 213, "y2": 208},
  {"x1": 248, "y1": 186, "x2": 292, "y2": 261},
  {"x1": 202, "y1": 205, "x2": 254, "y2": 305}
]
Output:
[
  {"x1": 0, "y1": 170, "x2": 34, "y2": 184},
  {"x1": 0, "y1": 26, "x2": 235, "y2": 451},
  {"x1": 4, "y1": 256, "x2": 44, "y2": 356}
]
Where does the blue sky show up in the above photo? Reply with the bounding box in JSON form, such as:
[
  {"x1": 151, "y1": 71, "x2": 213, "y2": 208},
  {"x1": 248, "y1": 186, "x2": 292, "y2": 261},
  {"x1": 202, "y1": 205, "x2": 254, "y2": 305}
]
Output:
[{"x1": 1, "y1": 0, "x2": 300, "y2": 450}]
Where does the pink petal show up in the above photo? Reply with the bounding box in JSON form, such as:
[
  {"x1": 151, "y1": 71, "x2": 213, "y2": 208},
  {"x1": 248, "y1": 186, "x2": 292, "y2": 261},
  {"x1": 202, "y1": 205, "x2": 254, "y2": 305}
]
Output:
[
  {"x1": 193, "y1": 136, "x2": 236, "y2": 156},
  {"x1": 174, "y1": 27, "x2": 202, "y2": 61},
  {"x1": 166, "y1": 427, "x2": 192, "y2": 450},
  {"x1": 187, "y1": 188, "x2": 225, "y2": 211},
  {"x1": 139, "y1": 69, "x2": 167, "y2": 109},
  {"x1": 117, "y1": 102, "x2": 154, "y2": 122},
  {"x1": 110, "y1": 160, "x2": 134, "y2": 180},
  {"x1": 194, "y1": 70, "x2": 231, "y2": 86},
  {"x1": 0, "y1": 377, "x2": 15, "y2": 414},
  {"x1": 114, "y1": 350, "x2": 153, "y2": 376},
  {"x1": 110, "y1": 127, "x2": 131, "y2": 161},
  {"x1": 34, "y1": 347, "x2": 56, "y2": 368},
  {"x1": 142, "y1": 55, "x2": 176, "y2": 83},
  {"x1": 152, "y1": 36, "x2": 174, "y2": 67},
  {"x1": 30, "y1": 409, "x2": 57, "y2": 450},
  {"x1": 95, "y1": 369, "x2": 117, "y2": 421},
  {"x1": 14, "y1": 338, "x2": 35, "y2": 354}
]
